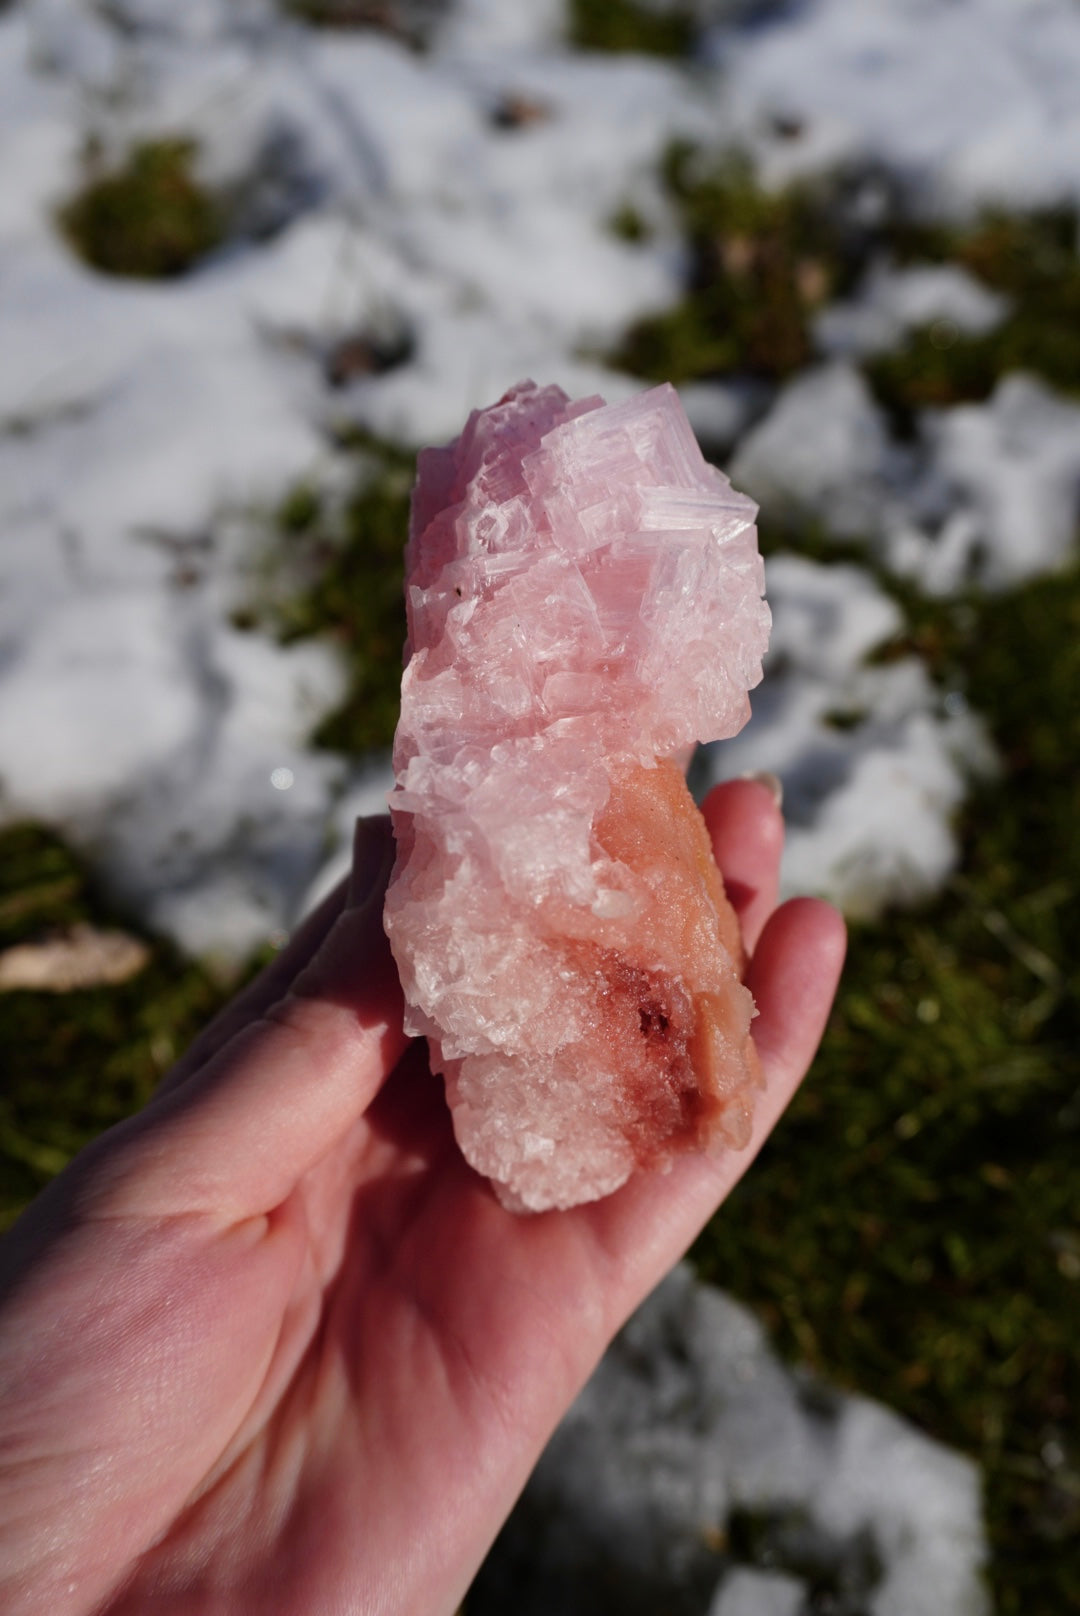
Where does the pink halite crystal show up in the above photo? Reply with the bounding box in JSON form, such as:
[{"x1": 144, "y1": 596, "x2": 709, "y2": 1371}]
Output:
[{"x1": 384, "y1": 381, "x2": 770, "y2": 1212}]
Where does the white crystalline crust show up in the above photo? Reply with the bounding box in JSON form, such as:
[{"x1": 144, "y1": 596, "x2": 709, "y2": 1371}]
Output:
[{"x1": 385, "y1": 381, "x2": 770, "y2": 1211}]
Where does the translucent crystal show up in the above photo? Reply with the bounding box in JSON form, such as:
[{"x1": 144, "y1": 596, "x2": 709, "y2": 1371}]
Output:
[{"x1": 385, "y1": 381, "x2": 771, "y2": 1211}]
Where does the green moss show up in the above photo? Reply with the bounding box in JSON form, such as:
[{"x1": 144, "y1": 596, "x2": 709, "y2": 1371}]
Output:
[
  {"x1": 245, "y1": 436, "x2": 413, "y2": 756},
  {"x1": 863, "y1": 324, "x2": 1002, "y2": 436},
  {"x1": 728, "y1": 1505, "x2": 884, "y2": 1609},
  {"x1": 608, "y1": 201, "x2": 653, "y2": 245},
  {"x1": 59, "y1": 139, "x2": 224, "y2": 280},
  {"x1": 936, "y1": 208, "x2": 1080, "y2": 397},
  {"x1": 0, "y1": 825, "x2": 234, "y2": 1229},
  {"x1": 610, "y1": 148, "x2": 1080, "y2": 422},
  {"x1": 864, "y1": 208, "x2": 1080, "y2": 429},
  {"x1": 610, "y1": 150, "x2": 854, "y2": 385},
  {"x1": 568, "y1": 0, "x2": 697, "y2": 57},
  {"x1": 693, "y1": 560, "x2": 1080, "y2": 1614},
  {"x1": 286, "y1": 0, "x2": 369, "y2": 19}
]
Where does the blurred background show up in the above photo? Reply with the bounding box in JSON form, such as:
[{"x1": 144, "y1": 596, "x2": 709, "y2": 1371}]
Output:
[{"x1": 1, "y1": 1, "x2": 1077, "y2": 1610}]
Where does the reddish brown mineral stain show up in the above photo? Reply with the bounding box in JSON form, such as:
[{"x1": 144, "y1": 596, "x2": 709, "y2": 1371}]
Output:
[{"x1": 584, "y1": 758, "x2": 762, "y2": 1165}]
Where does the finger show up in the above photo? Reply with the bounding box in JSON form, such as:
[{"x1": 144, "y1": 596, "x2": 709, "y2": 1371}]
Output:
[
  {"x1": 745, "y1": 896, "x2": 846, "y2": 1098},
  {"x1": 701, "y1": 777, "x2": 784, "y2": 954},
  {"x1": 89, "y1": 820, "x2": 410, "y2": 1221},
  {"x1": 571, "y1": 894, "x2": 846, "y2": 1331},
  {"x1": 158, "y1": 818, "x2": 393, "y2": 1096},
  {"x1": 284, "y1": 817, "x2": 399, "y2": 1008},
  {"x1": 157, "y1": 879, "x2": 348, "y2": 1097}
]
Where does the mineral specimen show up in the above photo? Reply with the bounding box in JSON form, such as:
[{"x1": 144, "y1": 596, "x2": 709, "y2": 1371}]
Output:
[{"x1": 384, "y1": 381, "x2": 771, "y2": 1212}]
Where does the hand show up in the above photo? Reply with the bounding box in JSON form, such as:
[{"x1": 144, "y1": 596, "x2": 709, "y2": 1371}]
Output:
[{"x1": 0, "y1": 780, "x2": 844, "y2": 1616}]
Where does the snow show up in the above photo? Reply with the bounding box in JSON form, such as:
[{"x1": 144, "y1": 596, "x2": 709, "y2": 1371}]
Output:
[
  {"x1": 700, "y1": 556, "x2": 994, "y2": 914},
  {"x1": 0, "y1": 590, "x2": 204, "y2": 810},
  {"x1": 678, "y1": 378, "x2": 763, "y2": 454},
  {"x1": 718, "y1": 0, "x2": 1080, "y2": 216},
  {"x1": 911, "y1": 373, "x2": 1080, "y2": 590},
  {"x1": 731, "y1": 364, "x2": 1080, "y2": 597},
  {"x1": 710, "y1": 1570, "x2": 803, "y2": 1616},
  {"x1": 475, "y1": 1265, "x2": 989, "y2": 1616},
  {"x1": 0, "y1": 1, "x2": 728, "y2": 952},
  {"x1": 6, "y1": 0, "x2": 1077, "y2": 949},
  {"x1": 731, "y1": 362, "x2": 898, "y2": 540},
  {"x1": 435, "y1": 0, "x2": 566, "y2": 56},
  {"x1": 815, "y1": 260, "x2": 1009, "y2": 361}
]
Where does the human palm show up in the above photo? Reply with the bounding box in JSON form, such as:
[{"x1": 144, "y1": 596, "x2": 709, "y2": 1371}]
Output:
[{"x1": 0, "y1": 782, "x2": 844, "y2": 1616}]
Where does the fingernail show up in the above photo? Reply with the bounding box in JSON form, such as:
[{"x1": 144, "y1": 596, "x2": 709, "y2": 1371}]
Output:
[
  {"x1": 347, "y1": 816, "x2": 395, "y2": 910},
  {"x1": 741, "y1": 770, "x2": 784, "y2": 809}
]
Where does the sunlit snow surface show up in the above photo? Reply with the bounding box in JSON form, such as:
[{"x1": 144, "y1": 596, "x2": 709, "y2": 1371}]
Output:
[
  {"x1": 715, "y1": 0, "x2": 1080, "y2": 214},
  {"x1": 3, "y1": 0, "x2": 1080, "y2": 947}
]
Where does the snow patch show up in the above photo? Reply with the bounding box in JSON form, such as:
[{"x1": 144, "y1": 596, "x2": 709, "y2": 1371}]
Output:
[
  {"x1": 718, "y1": 0, "x2": 1080, "y2": 216},
  {"x1": 731, "y1": 362, "x2": 899, "y2": 540},
  {"x1": 700, "y1": 556, "x2": 994, "y2": 915},
  {"x1": 473, "y1": 1265, "x2": 989, "y2": 1616},
  {"x1": 815, "y1": 260, "x2": 1009, "y2": 361},
  {"x1": 734, "y1": 364, "x2": 1080, "y2": 597}
]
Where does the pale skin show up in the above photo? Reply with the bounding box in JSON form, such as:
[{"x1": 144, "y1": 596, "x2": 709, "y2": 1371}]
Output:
[{"x1": 0, "y1": 780, "x2": 845, "y2": 1616}]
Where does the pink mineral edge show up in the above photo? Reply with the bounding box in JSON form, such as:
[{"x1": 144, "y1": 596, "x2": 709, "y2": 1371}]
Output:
[{"x1": 385, "y1": 381, "x2": 771, "y2": 1212}]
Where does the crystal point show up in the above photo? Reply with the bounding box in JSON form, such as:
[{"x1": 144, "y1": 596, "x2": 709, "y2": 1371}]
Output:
[{"x1": 385, "y1": 381, "x2": 770, "y2": 1211}]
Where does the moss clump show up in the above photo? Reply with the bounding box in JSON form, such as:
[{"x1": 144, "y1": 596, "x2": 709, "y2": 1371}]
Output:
[
  {"x1": 693, "y1": 560, "x2": 1080, "y2": 1614},
  {"x1": 865, "y1": 207, "x2": 1080, "y2": 429},
  {"x1": 59, "y1": 139, "x2": 223, "y2": 280},
  {"x1": 611, "y1": 148, "x2": 1080, "y2": 420},
  {"x1": 608, "y1": 200, "x2": 653, "y2": 244},
  {"x1": 243, "y1": 436, "x2": 413, "y2": 756},
  {"x1": 0, "y1": 824, "x2": 234, "y2": 1229},
  {"x1": 863, "y1": 325, "x2": 1003, "y2": 437},
  {"x1": 935, "y1": 207, "x2": 1080, "y2": 397},
  {"x1": 283, "y1": 0, "x2": 435, "y2": 47},
  {"x1": 286, "y1": 0, "x2": 386, "y2": 19},
  {"x1": 727, "y1": 1505, "x2": 884, "y2": 1610},
  {"x1": 568, "y1": 0, "x2": 697, "y2": 57},
  {"x1": 611, "y1": 149, "x2": 854, "y2": 385}
]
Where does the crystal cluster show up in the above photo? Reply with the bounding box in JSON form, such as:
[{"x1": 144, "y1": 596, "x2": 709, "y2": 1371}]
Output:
[{"x1": 384, "y1": 382, "x2": 771, "y2": 1211}]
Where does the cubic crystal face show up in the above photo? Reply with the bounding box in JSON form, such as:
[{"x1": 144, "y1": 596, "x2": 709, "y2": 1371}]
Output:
[{"x1": 384, "y1": 381, "x2": 771, "y2": 1211}]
